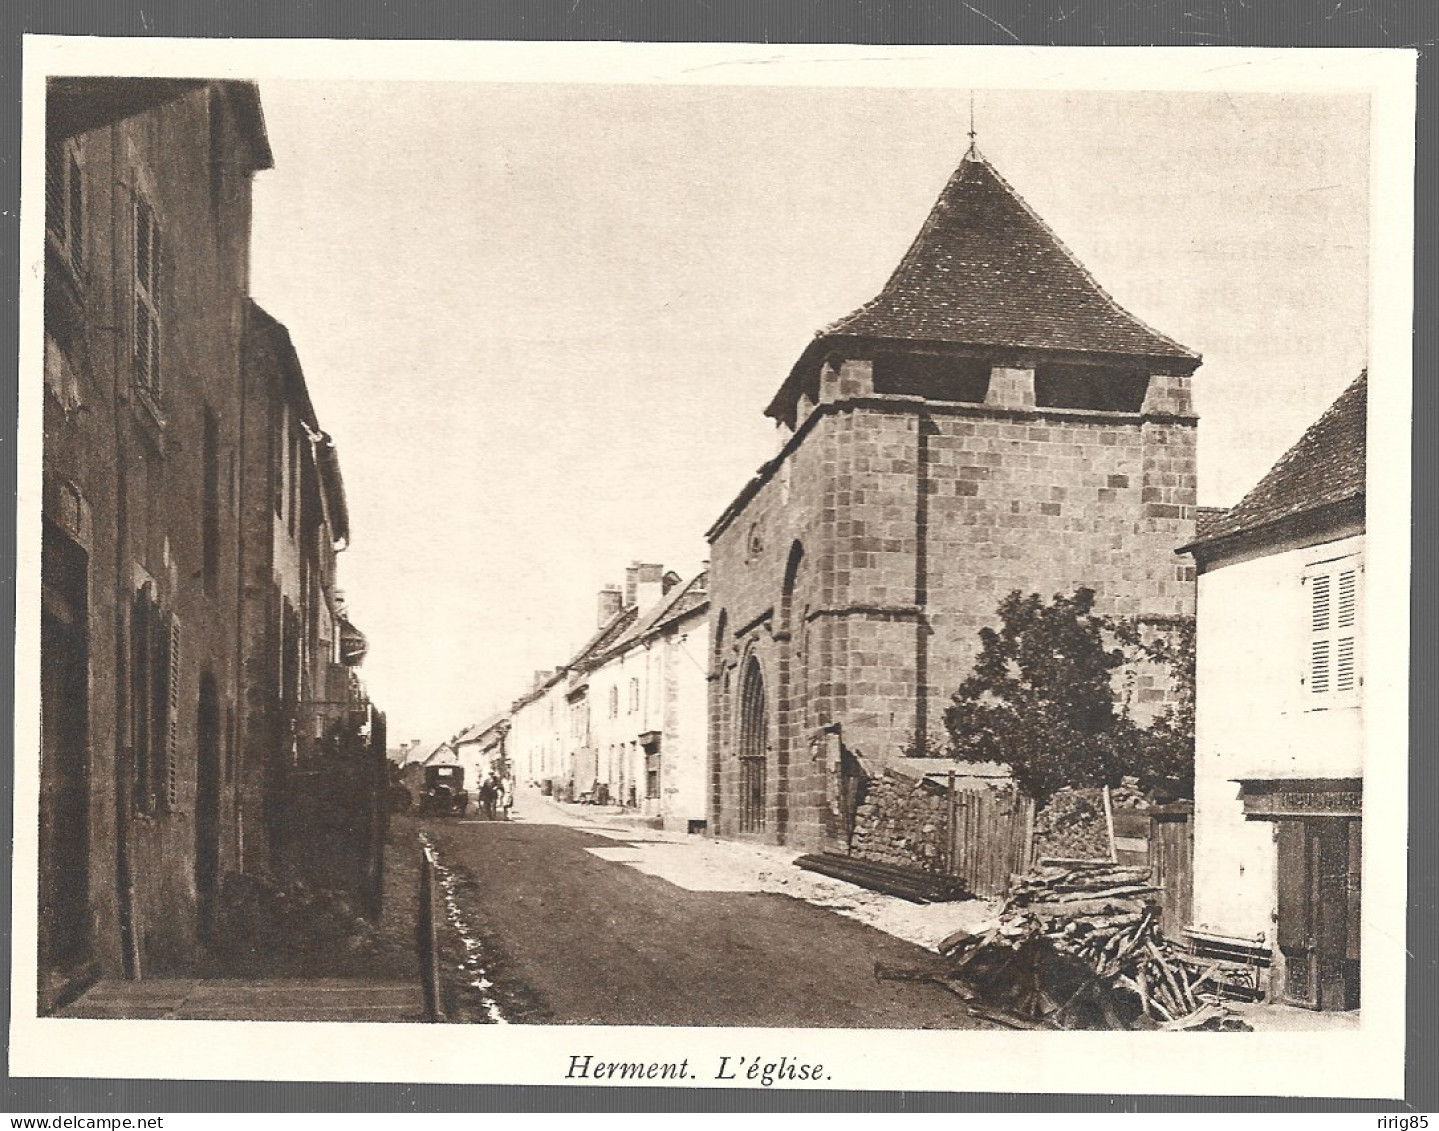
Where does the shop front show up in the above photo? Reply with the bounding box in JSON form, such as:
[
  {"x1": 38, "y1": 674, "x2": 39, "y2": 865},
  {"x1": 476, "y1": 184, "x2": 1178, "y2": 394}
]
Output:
[{"x1": 1237, "y1": 778, "x2": 1361, "y2": 1011}]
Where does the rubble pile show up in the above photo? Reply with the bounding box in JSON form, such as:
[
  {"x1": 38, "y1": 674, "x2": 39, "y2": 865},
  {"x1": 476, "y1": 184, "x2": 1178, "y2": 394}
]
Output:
[{"x1": 936, "y1": 861, "x2": 1251, "y2": 1031}]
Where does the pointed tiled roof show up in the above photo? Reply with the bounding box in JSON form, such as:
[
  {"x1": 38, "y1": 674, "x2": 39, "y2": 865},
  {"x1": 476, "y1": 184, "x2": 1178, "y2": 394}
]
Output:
[
  {"x1": 768, "y1": 151, "x2": 1197, "y2": 419},
  {"x1": 1183, "y1": 372, "x2": 1366, "y2": 553}
]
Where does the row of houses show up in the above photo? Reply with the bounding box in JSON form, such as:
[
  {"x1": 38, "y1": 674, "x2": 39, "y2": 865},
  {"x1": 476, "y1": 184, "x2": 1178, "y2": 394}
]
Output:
[
  {"x1": 38, "y1": 79, "x2": 376, "y2": 1011},
  {"x1": 506, "y1": 563, "x2": 711, "y2": 828},
  {"x1": 471, "y1": 145, "x2": 1366, "y2": 1012}
]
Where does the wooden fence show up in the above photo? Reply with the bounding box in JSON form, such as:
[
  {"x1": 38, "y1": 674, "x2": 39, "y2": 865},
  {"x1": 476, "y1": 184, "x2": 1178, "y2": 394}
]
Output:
[
  {"x1": 1111, "y1": 800, "x2": 1194, "y2": 939},
  {"x1": 934, "y1": 780, "x2": 1193, "y2": 924},
  {"x1": 1147, "y1": 803, "x2": 1194, "y2": 940},
  {"x1": 943, "y1": 783, "x2": 1036, "y2": 899}
]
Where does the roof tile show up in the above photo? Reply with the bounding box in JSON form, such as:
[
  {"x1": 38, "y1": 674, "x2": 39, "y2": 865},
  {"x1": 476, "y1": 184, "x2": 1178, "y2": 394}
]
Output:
[
  {"x1": 1190, "y1": 372, "x2": 1366, "y2": 548},
  {"x1": 827, "y1": 153, "x2": 1196, "y2": 360}
]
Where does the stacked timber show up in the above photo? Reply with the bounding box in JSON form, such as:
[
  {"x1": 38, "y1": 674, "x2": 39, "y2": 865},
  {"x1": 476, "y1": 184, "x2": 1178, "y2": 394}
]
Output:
[
  {"x1": 795, "y1": 852, "x2": 969, "y2": 904},
  {"x1": 934, "y1": 861, "x2": 1250, "y2": 1030}
]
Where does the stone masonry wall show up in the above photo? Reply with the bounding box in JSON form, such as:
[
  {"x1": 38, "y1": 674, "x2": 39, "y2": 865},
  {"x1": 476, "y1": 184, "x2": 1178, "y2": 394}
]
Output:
[
  {"x1": 849, "y1": 769, "x2": 950, "y2": 874},
  {"x1": 709, "y1": 375, "x2": 1197, "y2": 854}
]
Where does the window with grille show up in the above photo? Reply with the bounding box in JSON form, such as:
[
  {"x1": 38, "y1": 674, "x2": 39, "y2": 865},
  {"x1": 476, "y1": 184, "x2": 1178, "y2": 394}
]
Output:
[
  {"x1": 46, "y1": 135, "x2": 84, "y2": 278},
  {"x1": 608, "y1": 684, "x2": 618, "y2": 718},
  {"x1": 628, "y1": 677, "x2": 640, "y2": 714},
  {"x1": 1304, "y1": 555, "x2": 1361, "y2": 706},
  {"x1": 133, "y1": 197, "x2": 162, "y2": 396}
]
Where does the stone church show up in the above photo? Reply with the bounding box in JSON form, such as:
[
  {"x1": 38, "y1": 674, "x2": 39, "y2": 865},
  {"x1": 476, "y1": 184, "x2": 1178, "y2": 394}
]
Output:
[{"x1": 706, "y1": 148, "x2": 1201, "y2": 850}]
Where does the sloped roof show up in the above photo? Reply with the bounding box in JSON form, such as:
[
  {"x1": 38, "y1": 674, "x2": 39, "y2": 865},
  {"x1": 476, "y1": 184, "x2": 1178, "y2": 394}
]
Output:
[
  {"x1": 1184, "y1": 372, "x2": 1366, "y2": 552},
  {"x1": 568, "y1": 605, "x2": 640, "y2": 676},
  {"x1": 453, "y1": 712, "x2": 509, "y2": 748},
  {"x1": 768, "y1": 151, "x2": 1197, "y2": 419},
  {"x1": 600, "y1": 571, "x2": 710, "y2": 660}
]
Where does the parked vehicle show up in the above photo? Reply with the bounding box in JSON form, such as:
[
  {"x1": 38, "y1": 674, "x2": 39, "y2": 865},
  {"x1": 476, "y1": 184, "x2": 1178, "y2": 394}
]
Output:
[{"x1": 417, "y1": 765, "x2": 468, "y2": 816}]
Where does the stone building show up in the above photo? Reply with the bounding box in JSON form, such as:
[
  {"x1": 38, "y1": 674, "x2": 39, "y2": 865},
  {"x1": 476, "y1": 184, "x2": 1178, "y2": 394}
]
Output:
[
  {"x1": 37, "y1": 78, "x2": 376, "y2": 1011},
  {"x1": 706, "y1": 148, "x2": 1201, "y2": 850},
  {"x1": 238, "y1": 300, "x2": 367, "y2": 875},
  {"x1": 39, "y1": 79, "x2": 274, "y2": 1005},
  {"x1": 1183, "y1": 374, "x2": 1365, "y2": 1011}
]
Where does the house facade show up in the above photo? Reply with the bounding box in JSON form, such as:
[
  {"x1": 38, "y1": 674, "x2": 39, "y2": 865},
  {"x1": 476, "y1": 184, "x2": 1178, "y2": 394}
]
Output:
[
  {"x1": 238, "y1": 300, "x2": 367, "y2": 875},
  {"x1": 509, "y1": 670, "x2": 568, "y2": 790},
  {"x1": 706, "y1": 149, "x2": 1201, "y2": 850},
  {"x1": 37, "y1": 78, "x2": 376, "y2": 1012},
  {"x1": 38, "y1": 79, "x2": 273, "y2": 1006},
  {"x1": 452, "y1": 714, "x2": 510, "y2": 789},
  {"x1": 506, "y1": 561, "x2": 710, "y2": 829},
  {"x1": 1184, "y1": 374, "x2": 1366, "y2": 1012},
  {"x1": 584, "y1": 570, "x2": 710, "y2": 830}
]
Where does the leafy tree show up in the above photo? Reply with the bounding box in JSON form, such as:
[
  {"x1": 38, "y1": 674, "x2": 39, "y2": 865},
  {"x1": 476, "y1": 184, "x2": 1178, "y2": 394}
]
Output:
[
  {"x1": 1108, "y1": 616, "x2": 1196, "y2": 801},
  {"x1": 944, "y1": 589, "x2": 1194, "y2": 801}
]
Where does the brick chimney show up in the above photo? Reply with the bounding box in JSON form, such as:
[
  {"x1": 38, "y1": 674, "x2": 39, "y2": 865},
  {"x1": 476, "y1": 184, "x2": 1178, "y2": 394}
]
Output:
[
  {"x1": 626, "y1": 562, "x2": 666, "y2": 615},
  {"x1": 597, "y1": 584, "x2": 624, "y2": 627}
]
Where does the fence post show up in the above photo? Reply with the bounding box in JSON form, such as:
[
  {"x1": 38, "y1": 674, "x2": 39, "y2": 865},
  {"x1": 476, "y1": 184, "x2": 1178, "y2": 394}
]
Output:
[
  {"x1": 946, "y1": 770, "x2": 957, "y2": 876},
  {"x1": 418, "y1": 844, "x2": 443, "y2": 1022}
]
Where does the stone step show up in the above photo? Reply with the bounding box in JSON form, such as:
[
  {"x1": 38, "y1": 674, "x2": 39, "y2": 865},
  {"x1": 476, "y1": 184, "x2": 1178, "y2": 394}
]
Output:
[{"x1": 53, "y1": 977, "x2": 427, "y2": 1022}]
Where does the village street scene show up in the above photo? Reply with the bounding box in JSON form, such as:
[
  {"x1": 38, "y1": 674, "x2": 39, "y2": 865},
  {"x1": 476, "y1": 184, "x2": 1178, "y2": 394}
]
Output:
[{"x1": 34, "y1": 70, "x2": 1375, "y2": 1037}]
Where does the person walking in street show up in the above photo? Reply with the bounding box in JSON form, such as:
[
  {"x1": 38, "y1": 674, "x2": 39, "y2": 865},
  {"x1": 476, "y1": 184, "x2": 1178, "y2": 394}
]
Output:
[
  {"x1": 478, "y1": 774, "x2": 498, "y2": 821},
  {"x1": 497, "y1": 775, "x2": 512, "y2": 821}
]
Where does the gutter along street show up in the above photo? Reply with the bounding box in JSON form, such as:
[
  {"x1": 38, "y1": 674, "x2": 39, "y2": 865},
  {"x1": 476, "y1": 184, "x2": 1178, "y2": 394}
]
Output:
[{"x1": 407, "y1": 795, "x2": 1000, "y2": 1028}]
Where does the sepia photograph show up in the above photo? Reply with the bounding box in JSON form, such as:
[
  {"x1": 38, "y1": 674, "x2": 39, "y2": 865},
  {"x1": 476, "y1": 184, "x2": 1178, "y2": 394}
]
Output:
[{"x1": 11, "y1": 38, "x2": 1415, "y2": 1095}]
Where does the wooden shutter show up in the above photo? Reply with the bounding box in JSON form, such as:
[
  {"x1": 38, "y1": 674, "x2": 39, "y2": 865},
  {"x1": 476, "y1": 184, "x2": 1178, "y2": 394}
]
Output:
[
  {"x1": 133, "y1": 199, "x2": 161, "y2": 393},
  {"x1": 67, "y1": 152, "x2": 83, "y2": 270},
  {"x1": 131, "y1": 586, "x2": 154, "y2": 811},
  {"x1": 46, "y1": 135, "x2": 64, "y2": 238},
  {"x1": 1306, "y1": 557, "x2": 1361, "y2": 700},
  {"x1": 166, "y1": 614, "x2": 181, "y2": 809},
  {"x1": 1308, "y1": 571, "x2": 1332, "y2": 694},
  {"x1": 1334, "y1": 565, "x2": 1359, "y2": 693}
]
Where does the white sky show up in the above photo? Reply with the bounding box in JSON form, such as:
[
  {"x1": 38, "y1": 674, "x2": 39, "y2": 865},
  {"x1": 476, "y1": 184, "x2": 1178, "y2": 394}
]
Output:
[{"x1": 247, "y1": 84, "x2": 1370, "y2": 745}]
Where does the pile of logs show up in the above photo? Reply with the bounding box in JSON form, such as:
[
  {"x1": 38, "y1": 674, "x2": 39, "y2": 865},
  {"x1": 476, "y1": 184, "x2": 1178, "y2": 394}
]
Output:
[{"x1": 929, "y1": 861, "x2": 1251, "y2": 1031}]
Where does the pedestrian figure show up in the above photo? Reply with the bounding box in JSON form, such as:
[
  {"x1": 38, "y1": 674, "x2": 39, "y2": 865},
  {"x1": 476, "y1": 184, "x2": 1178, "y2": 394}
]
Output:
[
  {"x1": 497, "y1": 776, "x2": 512, "y2": 821},
  {"x1": 478, "y1": 774, "x2": 498, "y2": 821}
]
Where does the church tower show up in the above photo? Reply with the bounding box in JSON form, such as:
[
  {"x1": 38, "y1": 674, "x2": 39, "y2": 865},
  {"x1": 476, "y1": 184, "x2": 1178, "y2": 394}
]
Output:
[{"x1": 707, "y1": 150, "x2": 1200, "y2": 850}]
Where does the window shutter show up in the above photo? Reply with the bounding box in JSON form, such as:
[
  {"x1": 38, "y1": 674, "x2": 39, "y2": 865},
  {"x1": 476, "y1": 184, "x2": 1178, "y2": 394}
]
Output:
[
  {"x1": 133, "y1": 200, "x2": 161, "y2": 394},
  {"x1": 1306, "y1": 558, "x2": 1361, "y2": 701},
  {"x1": 68, "y1": 152, "x2": 83, "y2": 271},
  {"x1": 166, "y1": 614, "x2": 181, "y2": 809},
  {"x1": 1308, "y1": 571, "x2": 1332, "y2": 695},
  {"x1": 46, "y1": 135, "x2": 64, "y2": 237},
  {"x1": 131, "y1": 585, "x2": 154, "y2": 811},
  {"x1": 1335, "y1": 566, "x2": 1358, "y2": 693}
]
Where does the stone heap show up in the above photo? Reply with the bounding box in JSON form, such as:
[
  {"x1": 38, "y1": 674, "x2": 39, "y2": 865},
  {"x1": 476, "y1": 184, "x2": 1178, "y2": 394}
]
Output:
[{"x1": 849, "y1": 768, "x2": 951, "y2": 874}]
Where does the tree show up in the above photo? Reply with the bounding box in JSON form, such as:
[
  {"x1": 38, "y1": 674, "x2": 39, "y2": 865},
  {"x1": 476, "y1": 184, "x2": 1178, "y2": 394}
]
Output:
[
  {"x1": 1108, "y1": 616, "x2": 1196, "y2": 801},
  {"x1": 944, "y1": 589, "x2": 1194, "y2": 801}
]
